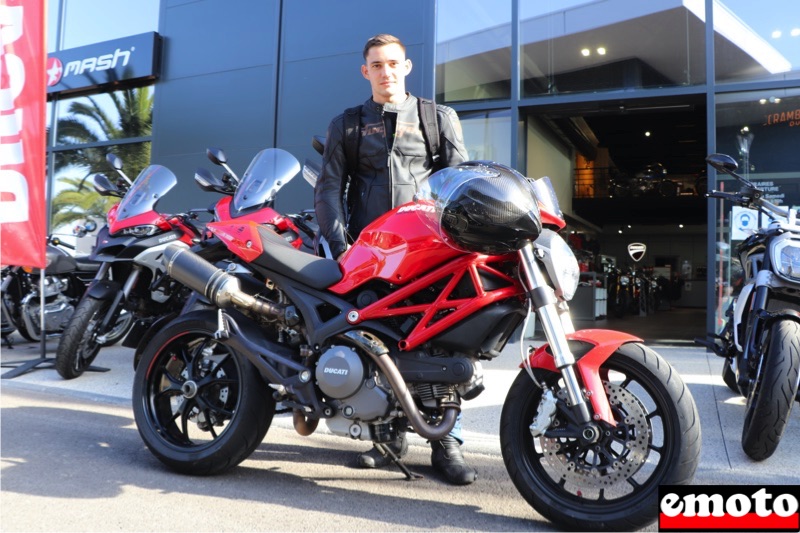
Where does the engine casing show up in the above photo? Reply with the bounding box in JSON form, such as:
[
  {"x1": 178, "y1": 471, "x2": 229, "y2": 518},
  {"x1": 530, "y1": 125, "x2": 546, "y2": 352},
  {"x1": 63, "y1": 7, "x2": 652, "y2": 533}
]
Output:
[{"x1": 316, "y1": 344, "x2": 393, "y2": 439}]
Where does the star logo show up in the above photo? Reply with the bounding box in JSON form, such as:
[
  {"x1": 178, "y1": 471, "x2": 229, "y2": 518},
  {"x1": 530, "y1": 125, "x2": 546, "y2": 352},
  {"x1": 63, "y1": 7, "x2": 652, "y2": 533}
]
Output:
[{"x1": 46, "y1": 57, "x2": 63, "y2": 87}]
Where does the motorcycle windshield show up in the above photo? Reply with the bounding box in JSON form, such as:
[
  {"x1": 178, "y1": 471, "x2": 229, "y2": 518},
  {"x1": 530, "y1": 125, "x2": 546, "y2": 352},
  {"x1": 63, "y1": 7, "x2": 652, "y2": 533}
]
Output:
[
  {"x1": 232, "y1": 148, "x2": 300, "y2": 212},
  {"x1": 529, "y1": 176, "x2": 563, "y2": 221},
  {"x1": 116, "y1": 165, "x2": 177, "y2": 221}
]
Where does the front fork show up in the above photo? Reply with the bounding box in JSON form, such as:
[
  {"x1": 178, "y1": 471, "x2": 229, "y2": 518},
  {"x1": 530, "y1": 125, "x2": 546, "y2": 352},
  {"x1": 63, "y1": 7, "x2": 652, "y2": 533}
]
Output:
[
  {"x1": 518, "y1": 243, "x2": 592, "y2": 424},
  {"x1": 96, "y1": 265, "x2": 140, "y2": 343}
]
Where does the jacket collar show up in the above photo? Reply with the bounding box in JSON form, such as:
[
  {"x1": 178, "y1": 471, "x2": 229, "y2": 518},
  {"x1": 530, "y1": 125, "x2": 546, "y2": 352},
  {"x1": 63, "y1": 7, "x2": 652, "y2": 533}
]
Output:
[{"x1": 364, "y1": 93, "x2": 415, "y2": 114}]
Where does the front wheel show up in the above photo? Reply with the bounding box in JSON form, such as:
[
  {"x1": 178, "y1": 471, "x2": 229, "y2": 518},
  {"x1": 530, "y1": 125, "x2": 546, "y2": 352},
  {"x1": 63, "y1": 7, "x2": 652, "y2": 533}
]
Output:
[
  {"x1": 55, "y1": 296, "x2": 112, "y2": 379},
  {"x1": 741, "y1": 318, "x2": 800, "y2": 461},
  {"x1": 132, "y1": 311, "x2": 275, "y2": 475},
  {"x1": 500, "y1": 342, "x2": 700, "y2": 531}
]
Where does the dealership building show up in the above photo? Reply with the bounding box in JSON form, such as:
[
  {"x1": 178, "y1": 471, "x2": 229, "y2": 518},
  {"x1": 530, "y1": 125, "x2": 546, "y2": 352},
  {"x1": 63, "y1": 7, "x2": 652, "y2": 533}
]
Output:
[{"x1": 45, "y1": 0, "x2": 800, "y2": 334}]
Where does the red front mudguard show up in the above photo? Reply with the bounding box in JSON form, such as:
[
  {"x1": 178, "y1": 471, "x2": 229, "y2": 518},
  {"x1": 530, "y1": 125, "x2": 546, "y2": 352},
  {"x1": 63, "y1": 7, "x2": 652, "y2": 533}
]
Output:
[{"x1": 526, "y1": 329, "x2": 642, "y2": 426}]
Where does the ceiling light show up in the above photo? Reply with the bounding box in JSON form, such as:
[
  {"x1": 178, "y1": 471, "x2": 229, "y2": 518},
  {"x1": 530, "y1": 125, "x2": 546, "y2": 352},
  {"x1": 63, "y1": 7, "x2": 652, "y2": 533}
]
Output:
[
  {"x1": 679, "y1": 224, "x2": 684, "y2": 229},
  {"x1": 645, "y1": 131, "x2": 651, "y2": 137},
  {"x1": 792, "y1": 28, "x2": 800, "y2": 37},
  {"x1": 772, "y1": 30, "x2": 782, "y2": 39},
  {"x1": 581, "y1": 48, "x2": 590, "y2": 57},
  {"x1": 596, "y1": 47, "x2": 606, "y2": 55}
]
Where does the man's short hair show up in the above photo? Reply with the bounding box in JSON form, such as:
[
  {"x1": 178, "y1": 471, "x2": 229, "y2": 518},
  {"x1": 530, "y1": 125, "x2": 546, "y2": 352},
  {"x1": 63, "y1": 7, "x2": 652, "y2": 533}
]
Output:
[{"x1": 363, "y1": 34, "x2": 406, "y2": 60}]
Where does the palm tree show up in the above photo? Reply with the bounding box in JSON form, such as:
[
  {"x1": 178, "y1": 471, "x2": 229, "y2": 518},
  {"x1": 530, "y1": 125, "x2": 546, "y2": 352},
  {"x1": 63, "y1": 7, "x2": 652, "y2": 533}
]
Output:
[{"x1": 50, "y1": 86, "x2": 153, "y2": 229}]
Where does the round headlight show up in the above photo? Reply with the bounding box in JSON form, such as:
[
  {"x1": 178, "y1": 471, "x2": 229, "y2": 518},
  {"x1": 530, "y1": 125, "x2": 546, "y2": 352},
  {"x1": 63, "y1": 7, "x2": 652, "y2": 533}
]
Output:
[{"x1": 771, "y1": 236, "x2": 800, "y2": 282}]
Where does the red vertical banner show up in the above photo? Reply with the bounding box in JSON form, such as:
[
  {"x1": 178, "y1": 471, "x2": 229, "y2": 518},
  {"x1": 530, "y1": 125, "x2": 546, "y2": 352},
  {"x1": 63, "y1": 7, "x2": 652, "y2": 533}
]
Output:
[{"x1": 0, "y1": 0, "x2": 47, "y2": 268}]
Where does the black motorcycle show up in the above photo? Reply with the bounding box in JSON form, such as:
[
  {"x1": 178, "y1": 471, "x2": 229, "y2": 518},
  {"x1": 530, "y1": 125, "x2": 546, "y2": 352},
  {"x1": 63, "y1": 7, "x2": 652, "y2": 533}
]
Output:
[
  {"x1": 697, "y1": 153, "x2": 800, "y2": 460},
  {"x1": 1, "y1": 226, "x2": 132, "y2": 346}
]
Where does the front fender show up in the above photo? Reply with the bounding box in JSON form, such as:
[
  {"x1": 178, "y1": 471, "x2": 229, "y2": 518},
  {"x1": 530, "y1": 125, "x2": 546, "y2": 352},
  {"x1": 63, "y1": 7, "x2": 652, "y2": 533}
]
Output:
[
  {"x1": 526, "y1": 329, "x2": 642, "y2": 425},
  {"x1": 85, "y1": 279, "x2": 122, "y2": 301}
]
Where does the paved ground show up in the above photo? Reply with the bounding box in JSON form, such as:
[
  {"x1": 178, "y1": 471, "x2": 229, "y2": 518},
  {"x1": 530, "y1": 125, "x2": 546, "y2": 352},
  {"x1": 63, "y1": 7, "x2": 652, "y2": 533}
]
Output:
[{"x1": 1, "y1": 313, "x2": 799, "y2": 531}]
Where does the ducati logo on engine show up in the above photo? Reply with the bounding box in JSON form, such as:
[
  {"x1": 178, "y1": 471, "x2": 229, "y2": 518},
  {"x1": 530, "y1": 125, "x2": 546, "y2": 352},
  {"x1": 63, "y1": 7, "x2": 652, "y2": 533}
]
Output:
[{"x1": 658, "y1": 485, "x2": 800, "y2": 531}]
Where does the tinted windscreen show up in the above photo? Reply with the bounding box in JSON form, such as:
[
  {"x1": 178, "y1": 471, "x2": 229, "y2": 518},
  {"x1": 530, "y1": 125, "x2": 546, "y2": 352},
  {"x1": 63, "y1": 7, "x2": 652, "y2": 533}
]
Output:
[{"x1": 117, "y1": 165, "x2": 177, "y2": 221}]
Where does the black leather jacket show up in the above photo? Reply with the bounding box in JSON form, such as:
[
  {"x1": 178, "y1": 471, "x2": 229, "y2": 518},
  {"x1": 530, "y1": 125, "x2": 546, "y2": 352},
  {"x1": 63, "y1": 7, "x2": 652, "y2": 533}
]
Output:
[{"x1": 314, "y1": 94, "x2": 468, "y2": 258}]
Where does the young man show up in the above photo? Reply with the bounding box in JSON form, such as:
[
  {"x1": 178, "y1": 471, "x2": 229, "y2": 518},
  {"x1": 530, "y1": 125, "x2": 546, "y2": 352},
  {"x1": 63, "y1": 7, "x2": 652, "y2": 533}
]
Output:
[{"x1": 313, "y1": 34, "x2": 476, "y2": 485}]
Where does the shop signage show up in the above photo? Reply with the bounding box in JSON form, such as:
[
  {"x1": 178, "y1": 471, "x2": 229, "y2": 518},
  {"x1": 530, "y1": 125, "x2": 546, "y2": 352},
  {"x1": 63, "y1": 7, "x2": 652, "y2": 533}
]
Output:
[
  {"x1": 46, "y1": 32, "x2": 161, "y2": 96},
  {"x1": 627, "y1": 242, "x2": 646, "y2": 262},
  {"x1": 765, "y1": 109, "x2": 800, "y2": 128}
]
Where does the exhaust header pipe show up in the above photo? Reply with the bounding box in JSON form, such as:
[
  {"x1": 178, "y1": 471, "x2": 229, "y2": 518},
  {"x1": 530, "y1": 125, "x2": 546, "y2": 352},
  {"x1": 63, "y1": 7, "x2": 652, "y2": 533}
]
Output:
[{"x1": 162, "y1": 244, "x2": 287, "y2": 321}]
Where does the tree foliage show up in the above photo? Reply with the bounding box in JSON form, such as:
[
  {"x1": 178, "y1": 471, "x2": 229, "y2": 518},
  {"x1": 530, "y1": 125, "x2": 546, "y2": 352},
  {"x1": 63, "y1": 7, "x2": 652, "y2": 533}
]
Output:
[{"x1": 51, "y1": 87, "x2": 153, "y2": 229}]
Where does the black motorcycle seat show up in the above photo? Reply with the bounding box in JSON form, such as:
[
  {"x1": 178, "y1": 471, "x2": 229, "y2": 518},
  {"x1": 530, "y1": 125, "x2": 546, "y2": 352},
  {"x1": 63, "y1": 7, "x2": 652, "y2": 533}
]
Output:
[{"x1": 253, "y1": 225, "x2": 342, "y2": 289}]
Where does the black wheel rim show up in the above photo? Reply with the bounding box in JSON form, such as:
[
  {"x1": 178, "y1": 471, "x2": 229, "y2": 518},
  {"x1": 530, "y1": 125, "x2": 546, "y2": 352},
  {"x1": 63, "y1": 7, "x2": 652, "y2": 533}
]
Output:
[
  {"x1": 517, "y1": 357, "x2": 675, "y2": 513},
  {"x1": 144, "y1": 331, "x2": 242, "y2": 450}
]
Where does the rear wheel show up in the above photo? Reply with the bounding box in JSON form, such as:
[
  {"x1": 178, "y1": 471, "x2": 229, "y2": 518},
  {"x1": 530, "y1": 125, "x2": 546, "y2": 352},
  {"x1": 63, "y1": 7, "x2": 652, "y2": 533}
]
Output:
[
  {"x1": 500, "y1": 342, "x2": 700, "y2": 531},
  {"x1": 55, "y1": 296, "x2": 111, "y2": 379},
  {"x1": 741, "y1": 319, "x2": 800, "y2": 461},
  {"x1": 132, "y1": 311, "x2": 274, "y2": 475}
]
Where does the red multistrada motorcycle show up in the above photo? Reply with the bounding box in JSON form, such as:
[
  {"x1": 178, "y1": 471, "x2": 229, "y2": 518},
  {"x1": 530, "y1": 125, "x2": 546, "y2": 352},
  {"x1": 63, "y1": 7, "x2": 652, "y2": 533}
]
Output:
[
  {"x1": 55, "y1": 148, "x2": 309, "y2": 379},
  {"x1": 132, "y1": 161, "x2": 700, "y2": 530}
]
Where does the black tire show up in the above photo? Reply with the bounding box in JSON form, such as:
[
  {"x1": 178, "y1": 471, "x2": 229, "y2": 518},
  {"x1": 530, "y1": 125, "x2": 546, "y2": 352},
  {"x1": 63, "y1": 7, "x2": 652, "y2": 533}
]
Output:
[
  {"x1": 722, "y1": 358, "x2": 740, "y2": 394},
  {"x1": 132, "y1": 311, "x2": 275, "y2": 475},
  {"x1": 500, "y1": 342, "x2": 701, "y2": 531},
  {"x1": 741, "y1": 319, "x2": 800, "y2": 461},
  {"x1": 54, "y1": 296, "x2": 111, "y2": 379},
  {"x1": 659, "y1": 180, "x2": 678, "y2": 197}
]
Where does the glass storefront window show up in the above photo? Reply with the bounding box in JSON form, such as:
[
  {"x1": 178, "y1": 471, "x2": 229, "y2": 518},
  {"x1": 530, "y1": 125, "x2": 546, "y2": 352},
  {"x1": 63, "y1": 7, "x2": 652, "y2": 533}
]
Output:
[
  {"x1": 54, "y1": 87, "x2": 154, "y2": 147},
  {"x1": 50, "y1": 85, "x2": 153, "y2": 235},
  {"x1": 713, "y1": 88, "x2": 800, "y2": 327},
  {"x1": 459, "y1": 110, "x2": 512, "y2": 166},
  {"x1": 60, "y1": 0, "x2": 159, "y2": 49},
  {"x1": 436, "y1": 0, "x2": 512, "y2": 103},
  {"x1": 714, "y1": 0, "x2": 800, "y2": 84},
  {"x1": 520, "y1": 0, "x2": 706, "y2": 97}
]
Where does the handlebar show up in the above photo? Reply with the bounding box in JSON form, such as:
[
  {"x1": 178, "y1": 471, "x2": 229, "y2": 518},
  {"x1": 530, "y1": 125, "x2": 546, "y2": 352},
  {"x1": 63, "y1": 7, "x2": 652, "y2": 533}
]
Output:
[
  {"x1": 707, "y1": 189, "x2": 791, "y2": 220},
  {"x1": 48, "y1": 236, "x2": 76, "y2": 250}
]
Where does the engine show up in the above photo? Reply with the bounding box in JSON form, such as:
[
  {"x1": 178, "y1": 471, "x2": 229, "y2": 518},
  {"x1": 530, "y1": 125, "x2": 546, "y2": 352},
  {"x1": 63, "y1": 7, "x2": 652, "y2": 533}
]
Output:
[
  {"x1": 315, "y1": 344, "x2": 394, "y2": 439},
  {"x1": 21, "y1": 277, "x2": 75, "y2": 333},
  {"x1": 314, "y1": 342, "x2": 486, "y2": 441}
]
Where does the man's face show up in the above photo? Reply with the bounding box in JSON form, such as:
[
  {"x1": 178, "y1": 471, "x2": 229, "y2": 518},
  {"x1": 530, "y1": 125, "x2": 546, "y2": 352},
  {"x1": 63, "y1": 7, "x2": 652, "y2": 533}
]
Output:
[{"x1": 361, "y1": 43, "x2": 412, "y2": 105}]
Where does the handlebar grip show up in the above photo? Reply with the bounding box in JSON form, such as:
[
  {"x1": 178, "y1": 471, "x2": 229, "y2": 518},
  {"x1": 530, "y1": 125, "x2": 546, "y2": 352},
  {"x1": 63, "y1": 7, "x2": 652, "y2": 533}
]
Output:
[{"x1": 707, "y1": 190, "x2": 743, "y2": 203}]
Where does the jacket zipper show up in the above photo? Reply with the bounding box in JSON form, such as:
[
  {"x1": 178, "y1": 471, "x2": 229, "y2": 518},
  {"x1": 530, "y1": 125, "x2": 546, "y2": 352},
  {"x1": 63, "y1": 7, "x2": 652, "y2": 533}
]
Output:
[{"x1": 382, "y1": 107, "x2": 394, "y2": 206}]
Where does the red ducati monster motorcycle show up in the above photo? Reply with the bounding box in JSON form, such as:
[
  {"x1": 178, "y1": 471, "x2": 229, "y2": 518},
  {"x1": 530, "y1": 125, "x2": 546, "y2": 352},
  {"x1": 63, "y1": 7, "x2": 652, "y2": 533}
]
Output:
[{"x1": 133, "y1": 161, "x2": 700, "y2": 530}]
